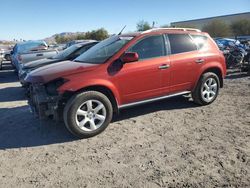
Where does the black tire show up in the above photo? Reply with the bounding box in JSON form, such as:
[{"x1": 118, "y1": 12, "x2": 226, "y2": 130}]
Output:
[
  {"x1": 63, "y1": 91, "x2": 113, "y2": 138},
  {"x1": 4, "y1": 54, "x2": 11, "y2": 61},
  {"x1": 241, "y1": 67, "x2": 249, "y2": 72},
  {"x1": 192, "y1": 72, "x2": 220, "y2": 105}
]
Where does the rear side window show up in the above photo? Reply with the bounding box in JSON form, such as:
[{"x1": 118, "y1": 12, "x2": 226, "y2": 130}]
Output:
[
  {"x1": 128, "y1": 35, "x2": 165, "y2": 60},
  {"x1": 168, "y1": 34, "x2": 197, "y2": 54},
  {"x1": 191, "y1": 35, "x2": 208, "y2": 49}
]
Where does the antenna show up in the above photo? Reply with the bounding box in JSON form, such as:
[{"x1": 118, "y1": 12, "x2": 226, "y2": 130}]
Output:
[
  {"x1": 118, "y1": 25, "x2": 126, "y2": 35},
  {"x1": 152, "y1": 21, "x2": 157, "y2": 28}
]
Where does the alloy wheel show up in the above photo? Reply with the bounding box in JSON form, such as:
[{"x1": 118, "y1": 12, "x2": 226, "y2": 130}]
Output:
[
  {"x1": 201, "y1": 77, "x2": 218, "y2": 103},
  {"x1": 75, "y1": 100, "x2": 107, "y2": 132}
]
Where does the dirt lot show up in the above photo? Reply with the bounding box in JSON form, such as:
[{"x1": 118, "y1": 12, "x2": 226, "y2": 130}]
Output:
[{"x1": 0, "y1": 61, "x2": 249, "y2": 187}]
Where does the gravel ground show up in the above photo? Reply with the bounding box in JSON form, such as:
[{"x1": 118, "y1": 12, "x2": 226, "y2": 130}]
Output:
[{"x1": 0, "y1": 61, "x2": 249, "y2": 187}]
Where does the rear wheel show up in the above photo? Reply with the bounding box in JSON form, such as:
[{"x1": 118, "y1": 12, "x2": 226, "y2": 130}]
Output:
[
  {"x1": 63, "y1": 91, "x2": 113, "y2": 138},
  {"x1": 192, "y1": 72, "x2": 220, "y2": 105}
]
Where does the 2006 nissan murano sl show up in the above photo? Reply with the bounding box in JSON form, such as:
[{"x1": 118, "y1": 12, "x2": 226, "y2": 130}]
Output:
[{"x1": 25, "y1": 28, "x2": 226, "y2": 138}]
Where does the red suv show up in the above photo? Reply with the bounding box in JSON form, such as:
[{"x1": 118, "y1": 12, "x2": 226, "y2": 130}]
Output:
[{"x1": 26, "y1": 28, "x2": 226, "y2": 138}]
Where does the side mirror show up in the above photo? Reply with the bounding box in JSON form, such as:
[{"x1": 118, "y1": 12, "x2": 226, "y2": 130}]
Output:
[
  {"x1": 10, "y1": 51, "x2": 13, "y2": 55},
  {"x1": 121, "y1": 52, "x2": 139, "y2": 63}
]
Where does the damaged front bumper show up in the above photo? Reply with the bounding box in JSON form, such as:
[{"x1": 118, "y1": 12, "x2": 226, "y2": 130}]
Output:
[{"x1": 28, "y1": 84, "x2": 62, "y2": 120}]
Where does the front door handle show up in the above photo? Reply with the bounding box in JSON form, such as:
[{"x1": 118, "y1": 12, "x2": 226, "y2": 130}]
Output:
[
  {"x1": 195, "y1": 59, "x2": 205, "y2": 64},
  {"x1": 36, "y1": 53, "x2": 44, "y2": 57},
  {"x1": 158, "y1": 64, "x2": 170, "y2": 70}
]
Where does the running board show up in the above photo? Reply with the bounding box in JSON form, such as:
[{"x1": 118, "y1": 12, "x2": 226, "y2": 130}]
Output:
[{"x1": 119, "y1": 91, "x2": 191, "y2": 109}]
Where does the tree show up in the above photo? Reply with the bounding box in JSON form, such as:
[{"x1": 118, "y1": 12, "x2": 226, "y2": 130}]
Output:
[
  {"x1": 136, "y1": 20, "x2": 151, "y2": 31},
  {"x1": 231, "y1": 19, "x2": 250, "y2": 36},
  {"x1": 171, "y1": 24, "x2": 197, "y2": 28},
  {"x1": 202, "y1": 20, "x2": 231, "y2": 37},
  {"x1": 55, "y1": 35, "x2": 64, "y2": 43},
  {"x1": 76, "y1": 33, "x2": 86, "y2": 40},
  {"x1": 55, "y1": 28, "x2": 109, "y2": 44},
  {"x1": 55, "y1": 35, "x2": 73, "y2": 43},
  {"x1": 84, "y1": 28, "x2": 109, "y2": 41}
]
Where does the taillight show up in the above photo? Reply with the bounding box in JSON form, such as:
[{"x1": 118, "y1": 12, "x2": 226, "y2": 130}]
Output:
[{"x1": 18, "y1": 54, "x2": 22, "y2": 61}]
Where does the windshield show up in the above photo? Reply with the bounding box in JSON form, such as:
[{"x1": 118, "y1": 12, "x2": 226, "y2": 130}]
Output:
[
  {"x1": 75, "y1": 35, "x2": 133, "y2": 64},
  {"x1": 52, "y1": 44, "x2": 80, "y2": 60}
]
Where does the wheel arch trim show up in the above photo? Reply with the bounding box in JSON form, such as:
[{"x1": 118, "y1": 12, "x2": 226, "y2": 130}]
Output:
[
  {"x1": 194, "y1": 64, "x2": 225, "y2": 90},
  {"x1": 58, "y1": 79, "x2": 121, "y2": 114}
]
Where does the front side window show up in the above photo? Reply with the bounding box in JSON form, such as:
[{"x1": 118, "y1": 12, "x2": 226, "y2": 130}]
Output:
[
  {"x1": 168, "y1": 34, "x2": 197, "y2": 54},
  {"x1": 128, "y1": 35, "x2": 165, "y2": 60}
]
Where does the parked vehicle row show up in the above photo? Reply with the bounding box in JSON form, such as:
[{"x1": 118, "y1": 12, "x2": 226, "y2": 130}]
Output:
[
  {"x1": 11, "y1": 40, "x2": 59, "y2": 71},
  {"x1": 23, "y1": 28, "x2": 226, "y2": 138},
  {"x1": 19, "y1": 41, "x2": 98, "y2": 86}
]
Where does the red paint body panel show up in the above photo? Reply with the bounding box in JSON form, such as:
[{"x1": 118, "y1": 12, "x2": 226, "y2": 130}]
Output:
[
  {"x1": 25, "y1": 60, "x2": 99, "y2": 83},
  {"x1": 112, "y1": 56, "x2": 170, "y2": 104}
]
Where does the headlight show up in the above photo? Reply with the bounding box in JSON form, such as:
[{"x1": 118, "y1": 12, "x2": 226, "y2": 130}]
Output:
[{"x1": 45, "y1": 78, "x2": 68, "y2": 96}]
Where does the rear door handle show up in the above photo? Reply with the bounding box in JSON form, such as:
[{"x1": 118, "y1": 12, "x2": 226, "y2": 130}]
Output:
[
  {"x1": 36, "y1": 54, "x2": 43, "y2": 57},
  {"x1": 195, "y1": 59, "x2": 205, "y2": 64},
  {"x1": 158, "y1": 64, "x2": 170, "y2": 70}
]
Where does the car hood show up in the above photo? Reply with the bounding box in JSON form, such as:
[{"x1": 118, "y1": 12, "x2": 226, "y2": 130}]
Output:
[
  {"x1": 25, "y1": 60, "x2": 99, "y2": 83},
  {"x1": 23, "y1": 58, "x2": 60, "y2": 69}
]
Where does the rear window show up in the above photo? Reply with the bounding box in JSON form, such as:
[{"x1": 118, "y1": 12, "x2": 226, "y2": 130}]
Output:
[
  {"x1": 168, "y1": 34, "x2": 197, "y2": 54},
  {"x1": 191, "y1": 35, "x2": 208, "y2": 49},
  {"x1": 18, "y1": 41, "x2": 47, "y2": 53}
]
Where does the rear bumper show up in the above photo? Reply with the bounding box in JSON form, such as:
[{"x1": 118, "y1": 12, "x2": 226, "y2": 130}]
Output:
[{"x1": 28, "y1": 84, "x2": 62, "y2": 120}]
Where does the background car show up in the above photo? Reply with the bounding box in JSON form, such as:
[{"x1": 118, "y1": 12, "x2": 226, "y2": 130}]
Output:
[
  {"x1": 11, "y1": 40, "x2": 58, "y2": 71},
  {"x1": 26, "y1": 28, "x2": 226, "y2": 138},
  {"x1": 0, "y1": 46, "x2": 12, "y2": 61},
  {"x1": 214, "y1": 38, "x2": 241, "y2": 47},
  {"x1": 19, "y1": 41, "x2": 99, "y2": 85}
]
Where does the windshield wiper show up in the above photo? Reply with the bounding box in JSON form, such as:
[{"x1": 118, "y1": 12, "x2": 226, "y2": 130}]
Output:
[{"x1": 74, "y1": 60, "x2": 85, "y2": 63}]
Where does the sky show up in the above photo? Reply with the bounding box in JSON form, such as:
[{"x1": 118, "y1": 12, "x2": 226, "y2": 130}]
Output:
[{"x1": 0, "y1": 0, "x2": 249, "y2": 40}]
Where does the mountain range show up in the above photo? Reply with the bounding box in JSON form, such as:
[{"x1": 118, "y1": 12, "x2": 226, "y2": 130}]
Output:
[{"x1": 44, "y1": 32, "x2": 85, "y2": 43}]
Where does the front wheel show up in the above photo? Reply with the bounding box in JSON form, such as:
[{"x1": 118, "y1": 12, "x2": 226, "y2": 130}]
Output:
[
  {"x1": 192, "y1": 72, "x2": 220, "y2": 105},
  {"x1": 63, "y1": 91, "x2": 113, "y2": 138}
]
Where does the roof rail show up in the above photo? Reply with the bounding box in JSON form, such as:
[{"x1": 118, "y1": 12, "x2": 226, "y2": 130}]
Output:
[{"x1": 142, "y1": 27, "x2": 201, "y2": 34}]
